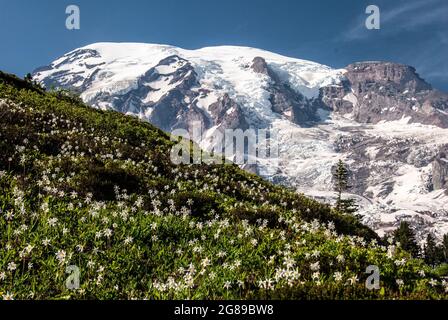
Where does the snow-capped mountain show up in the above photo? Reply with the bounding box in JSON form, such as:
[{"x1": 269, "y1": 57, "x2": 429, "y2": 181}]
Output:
[{"x1": 33, "y1": 42, "x2": 448, "y2": 240}]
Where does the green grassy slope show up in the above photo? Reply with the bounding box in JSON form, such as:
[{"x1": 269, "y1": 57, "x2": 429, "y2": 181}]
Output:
[{"x1": 0, "y1": 72, "x2": 446, "y2": 299}]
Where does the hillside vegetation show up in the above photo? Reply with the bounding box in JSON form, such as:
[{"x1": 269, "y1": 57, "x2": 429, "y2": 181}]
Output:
[{"x1": 0, "y1": 72, "x2": 447, "y2": 299}]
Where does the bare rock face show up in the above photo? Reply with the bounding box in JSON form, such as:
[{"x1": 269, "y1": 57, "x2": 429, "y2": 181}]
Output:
[
  {"x1": 320, "y1": 82, "x2": 354, "y2": 114},
  {"x1": 251, "y1": 57, "x2": 319, "y2": 125},
  {"x1": 251, "y1": 56, "x2": 280, "y2": 82},
  {"x1": 209, "y1": 93, "x2": 249, "y2": 131},
  {"x1": 251, "y1": 56, "x2": 270, "y2": 76},
  {"x1": 346, "y1": 62, "x2": 432, "y2": 92},
  {"x1": 34, "y1": 49, "x2": 104, "y2": 92},
  {"x1": 432, "y1": 147, "x2": 448, "y2": 191},
  {"x1": 321, "y1": 62, "x2": 448, "y2": 128},
  {"x1": 85, "y1": 55, "x2": 211, "y2": 133},
  {"x1": 146, "y1": 56, "x2": 201, "y2": 131}
]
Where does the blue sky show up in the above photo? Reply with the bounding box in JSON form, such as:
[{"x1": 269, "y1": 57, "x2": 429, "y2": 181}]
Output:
[{"x1": 1, "y1": 0, "x2": 447, "y2": 90}]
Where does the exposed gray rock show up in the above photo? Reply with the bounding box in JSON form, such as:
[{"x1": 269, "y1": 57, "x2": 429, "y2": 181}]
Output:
[
  {"x1": 251, "y1": 56, "x2": 280, "y2": 82},
  {"x1": 433, "y1": 146, "x2": 448, "y2": 191},
  {"x1": 251, "y1": 57, "x2": 319, "y2": 125},
  {"x1": 209, "y1": 93, "x2": 249, "y2": 131},
  {"x1": 33, "y1": 49, "x2": 104, "y2": 91},
  {"x1": 346, "y1": 62, "x2": 431, "y2": 92},
  {"x1": 78, "y1": 55, "x2": 212, "y2": 134},
  {"x1": 320, "y1": 62, "x2": 448, "y2": 128}
]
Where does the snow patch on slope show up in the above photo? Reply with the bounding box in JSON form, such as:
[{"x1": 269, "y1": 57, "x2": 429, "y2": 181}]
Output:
[{"x1": 35, "y1": 42, "x2": 345, "y2": 108}]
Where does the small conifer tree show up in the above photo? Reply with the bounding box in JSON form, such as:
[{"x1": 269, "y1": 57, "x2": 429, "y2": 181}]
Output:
[
  {"x1": 392, "y1": 221, "x2": 419, "y2": 258},
  {"x1": 333, "y1": 160, "x2": 358, "y2": 215}
]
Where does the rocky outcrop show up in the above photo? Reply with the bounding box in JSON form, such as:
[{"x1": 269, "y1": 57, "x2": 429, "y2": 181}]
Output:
[
  {"x1": 320, "y1": 62, "x2": 448, "y2": 128},
  {"x1": 209, "y1": 93, "x2": 248, "y2": 131},
  {"x1": 34, "y1": 49, "x2": 104, "y2": 91},
  {"x1": 433, "y1": 147, "x2": 448, "y2": 191},
  {"x1": 86, "y1": 55, "x2": 212, "y2": 133},
  {"x1": 346, "y1": 62, "x2": 432, "y2": 92},
  {"x1": 251, "y1": 57, "x2": 279, "y2": 82},
  {"x1": 251, "y1": 57, "x2": 319, "y2": 125}
]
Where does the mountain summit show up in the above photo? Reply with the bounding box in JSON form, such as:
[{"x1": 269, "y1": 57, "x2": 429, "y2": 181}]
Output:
[{"x1": 33, "y1": 42, "x2": 448, "y2": 240}]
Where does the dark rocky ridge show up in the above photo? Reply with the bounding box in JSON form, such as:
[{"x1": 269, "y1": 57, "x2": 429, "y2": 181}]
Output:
[
  {"x1": 346, "y1": 62, "x2": 432, "y2": 92},
  {"x1": 433, "y1": 147, "x2": 448, "y2": 191},
  {"x1": 251, "y1": 57, "x2": 320, "y2": 126},
  {"x1": 320, "y1": 62, "x2": 448, "y2": 128},
  {"x1": 209, "y1": 93, "x2": 249, "y2": 131},
  {"x1": 34, "y1": 49, "x2": 104, "y2": 92}
]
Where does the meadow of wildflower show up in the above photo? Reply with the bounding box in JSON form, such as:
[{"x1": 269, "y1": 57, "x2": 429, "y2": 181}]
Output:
[{"x1": 0, "y1": 71, "x2": 447, "y2": 300}]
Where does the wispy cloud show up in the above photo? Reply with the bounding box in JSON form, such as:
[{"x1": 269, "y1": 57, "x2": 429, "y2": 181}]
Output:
[
  {"x1": 342, "y1": 0, "x2": 447, "y2": 41},
  {"x1": 405, "y1": 33, "x2": 448, "y2": 84},
  {"x1": 380, "y1": 0, "x2": 438, "y2": 24},
  {"x1": 334, "y1": 0, "x2": 448, "y2": 90}
]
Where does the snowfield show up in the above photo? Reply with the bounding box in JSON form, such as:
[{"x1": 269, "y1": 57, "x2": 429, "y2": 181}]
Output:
[{"x1": 35, "y1": 42, "x2": 345, "y2": 107}]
